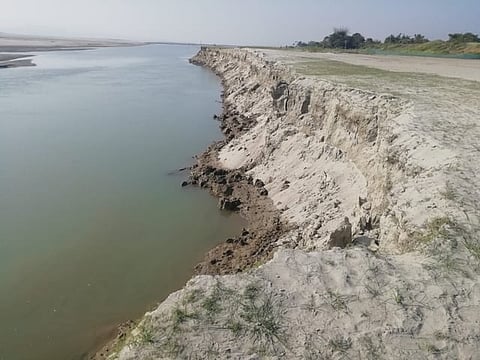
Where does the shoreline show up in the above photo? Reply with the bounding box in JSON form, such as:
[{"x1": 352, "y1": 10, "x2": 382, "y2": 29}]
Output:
[
  {"x1": 0, "y1": 53, "x2": 35, "y2": 68},
  {"x1": 88, "y1": 49, "x2": 285, "y2": 359},
  {"x1": 186, "y1": 89, "x2": 293, "y2": 276}
]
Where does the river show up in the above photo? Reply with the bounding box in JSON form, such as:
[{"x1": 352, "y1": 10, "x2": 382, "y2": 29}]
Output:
[{"x1": 0, "y1": 45, "x2": 242, "y2": 360}]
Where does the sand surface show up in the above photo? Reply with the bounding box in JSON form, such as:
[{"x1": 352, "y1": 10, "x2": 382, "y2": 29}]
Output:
[
  {"x1": 0, "y1": 33, "x2": 142, "y2": 68},
  {"x1": 262, "y1": 49, "x2": 480, "y2": 82},
  {"x1": 0, "y1": 33, "x2": 141, "y2": 52}
]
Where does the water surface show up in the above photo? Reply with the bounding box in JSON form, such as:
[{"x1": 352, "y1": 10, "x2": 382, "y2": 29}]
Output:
[{"x1": 0, "y1": 45, "x2": 242, "y2": 360}]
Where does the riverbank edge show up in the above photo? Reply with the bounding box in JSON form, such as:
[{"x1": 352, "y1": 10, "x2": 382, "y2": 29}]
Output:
[
  {"x1": 94, "y1": 46, "x2": 480, "y2": 359},
  {"x1": 0, "y1": 54, "x2": 36, "y2": 68},
  {"x1": 88, "y1": 47, "x2": 290, "y2": 360}
]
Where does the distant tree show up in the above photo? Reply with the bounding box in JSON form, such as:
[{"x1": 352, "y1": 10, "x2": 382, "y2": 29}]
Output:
[
  {"x1": 321, "y1": 28, "x2": 366, "y2": 49},
  {"x1": 384, "y1": 34, "x2": 400, "y2": 44},
  {"x1": 384, "y1": 33, "x2": 428, "y2": 45},
  {"x1": 399, "y1": 34, "x2": 413, "y2": 44},
  {"x1": 323, "y1": 28, "x2": 350, "y2": 49},
  {"x1": 365, "y1": 38, "x2": 381, "y2": 46},
  {"x1": 294, "y1": 28, "x2": 370, "y2": 50},
  {"x1": 295, "y1": 41, "x2": 308, "y2": 47},
  {"x1": 308, "y1": 41, "x2": 322, "y2": 47},
  {"x1": 448, "y1": 32, "x2": 480, "y2": 43},
  {"x1": 413, "y1": 34, "x2": 429, "y2": 43},
  {"x1": 351, "y1": 33, "x2": 366, "y2": 48}
]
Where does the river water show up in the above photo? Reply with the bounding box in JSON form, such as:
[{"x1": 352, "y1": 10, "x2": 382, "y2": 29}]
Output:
[{"x1": 0, "y1": 45, "x2": 242, "y2": 360}]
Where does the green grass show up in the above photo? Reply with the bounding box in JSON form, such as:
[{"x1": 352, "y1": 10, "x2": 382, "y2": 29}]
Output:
[
  {"x1": 392, "y1": 288, "x2": 404, "y2": 305},
  {"x1": 290, "y1": 41, "x2": 480, "y2": 58},
  {"x1": 294, "y1": 59, "x2": 395, "y2": 78},
  {"x1": 414, "y1": 217, "x2": 454, "y2": 245},
  {"x1": 240, "y1": 292, "x2": 285, "y2": 347},
  {"x1": 171, "y1": 306, "x2": 199, "y2": 330},
  {"x1": 366, "y1": 41, "x2": 480, "y2": 58},
  {"x1": 243, "y1": 283, "x2": 261, "y2": 301},
  {"x1": 227, "y1": 320, "x2": 245, "y2": 337},
  {"x1": 131, "y1": 322, "x2": 155, "y2": 347}
]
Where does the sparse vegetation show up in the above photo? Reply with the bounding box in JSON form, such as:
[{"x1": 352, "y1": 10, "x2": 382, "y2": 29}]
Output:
[
  {"x1": 323, "y1": 289, "x2": 351, "y2": 313},
  {"x1": 172, "y1": 306, "x2": 199, "y2": 331},
  {"x1": 392, "y1": 288, "x2": 404, "y2": 305},
  {"x1": 414, "y1": 216, "x2": 454, "y2": 245},
  {"x1": 328, "y1": 336, "x2": 353, "y2": 354},
  {"x1": 227, "y1": 319, "x2": 245, "y2": 337},
  {"x1": 201, "y1": 284, "x2": 223, "y2": 317},
  {"x1": 131, "y1": 322, "x2": 155, "y2": 347},
  {"x1": 240, "y1": 291, "x2": 285, "y2": 348}
]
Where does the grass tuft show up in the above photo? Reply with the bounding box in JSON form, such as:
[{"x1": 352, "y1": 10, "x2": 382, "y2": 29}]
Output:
[
  {"x1": 328, "y1": 336, "x2": 352, "y2": 354},
  {"x1": 414, "y1": 216, "x2": 454, "y2": 245}
]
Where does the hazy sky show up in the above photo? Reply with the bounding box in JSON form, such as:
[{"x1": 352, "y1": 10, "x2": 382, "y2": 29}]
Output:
[{"x1": 1, "y1": 0, "x2": 479, "y2": 45}]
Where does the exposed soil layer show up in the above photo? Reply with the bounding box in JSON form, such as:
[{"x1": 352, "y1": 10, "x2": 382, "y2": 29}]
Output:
[{"x1": 187, "y1": 103, "x2": 293, "y2": 275}]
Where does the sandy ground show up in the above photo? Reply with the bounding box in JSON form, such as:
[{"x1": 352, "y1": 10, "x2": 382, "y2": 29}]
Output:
[
  {"x1": 0, "y1": 33, "x2": 141, "y2": 52},
  {"x1": 262, "y1": 49, "x2": 480, "y2": 82},
  {"x1": 0, "y1": 33, "x2": 143, "y2": 68},
  {"x1": 105, "y1": 49, "x2": 480, "y2": 359},
  {"x1": 0, "y1": 53, "x2": 35, "y2": 68}
]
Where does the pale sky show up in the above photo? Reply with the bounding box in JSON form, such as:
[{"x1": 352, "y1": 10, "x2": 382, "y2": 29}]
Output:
[{"x1": 1, "y1": 0, "x2": 479, "y2": 46}]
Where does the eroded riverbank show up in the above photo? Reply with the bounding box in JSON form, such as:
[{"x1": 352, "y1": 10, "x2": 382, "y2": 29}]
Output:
[{"x1": 103, "y1": 47, "x2": 480, "y2": 359}]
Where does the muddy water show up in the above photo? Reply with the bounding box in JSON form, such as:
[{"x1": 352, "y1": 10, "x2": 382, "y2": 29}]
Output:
[{"x1": 0, "y1": 45, "x2": 243, "y2": 360}]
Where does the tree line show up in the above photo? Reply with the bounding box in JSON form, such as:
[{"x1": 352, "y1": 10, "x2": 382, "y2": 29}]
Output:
[{"x1": 295, "y1": 29, "x2": 480, "y2": 50}]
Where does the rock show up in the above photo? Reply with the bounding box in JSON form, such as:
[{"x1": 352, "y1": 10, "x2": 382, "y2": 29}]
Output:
[
  {"x1": 259, "y1": 188, "x2": 269, "y2": 196},
  {"x1": 203, "y1": 165, "x2": 215, "y2": 175},
  {"x1": 254, "y1": 179, "x2": 265, "y2": 188},
  {"x1": 215, "y1": 176, "x2": 227, "y2": 185},
  {"x1": 229, "y1": 171, "x2": 244, "y2": 182},
  {"x1": 219, "y1": 197, "x2": 242, "y2": 211},
  {"x1": 353, "y1": 235, "x2": 380, "y2": 251},
  {"x1": 213, "y1": 168, "x2": 228, "y2": 176},
  {"x1": 326, "y1": 217, "x2": 352, "y2": 249},
  {"x1": 181, "y1": 181, "x2": 189, "y2": 187},
  {"x1": 223, "y1": 186, "x2": 234, "y2": 196}
]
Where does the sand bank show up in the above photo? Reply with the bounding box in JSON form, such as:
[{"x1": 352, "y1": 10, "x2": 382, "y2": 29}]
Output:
[{"x1": 0, "y1": 33, "x2": 143, "y2": 68}]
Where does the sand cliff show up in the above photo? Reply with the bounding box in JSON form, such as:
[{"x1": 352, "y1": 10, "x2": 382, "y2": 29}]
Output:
[{"x1": 108, "y1": 47, "x2": 480, "y2": 359}]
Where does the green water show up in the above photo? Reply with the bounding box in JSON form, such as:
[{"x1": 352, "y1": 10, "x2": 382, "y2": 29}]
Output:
[{"x1": 0, "y1": 45, "x2": 243, "y2": 360}]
